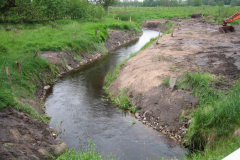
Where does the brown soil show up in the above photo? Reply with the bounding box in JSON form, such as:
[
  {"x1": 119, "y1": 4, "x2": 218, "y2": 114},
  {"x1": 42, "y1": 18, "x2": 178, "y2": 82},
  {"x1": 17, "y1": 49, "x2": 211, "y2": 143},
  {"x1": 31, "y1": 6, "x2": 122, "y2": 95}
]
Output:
[
  {"x1": 108, "y1": 19, "x2": 240, "y2": 143},
  {"x1": 0, "y1": 29, "x2": 141, "y2": 160},
  {"x1": 0, "y1": 108, "x2": 60, "y2": 159}
]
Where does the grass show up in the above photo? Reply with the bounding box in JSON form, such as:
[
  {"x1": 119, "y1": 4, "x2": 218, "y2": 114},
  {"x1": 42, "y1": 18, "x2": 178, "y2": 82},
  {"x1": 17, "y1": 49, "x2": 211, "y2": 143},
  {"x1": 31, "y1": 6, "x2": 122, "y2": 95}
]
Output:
[
  {"x1": 173, "y1": 71, "x2": 240, "y2": 159},
  {"x1": 109, "y1": 6, "x2": 240, "y2": 25},
  {"x1": 0, "y1": 17, "x2": 141, "y2": 122},
  {"x1": 160, "y1": 77, "x2": 170, "y2": 86},
  {"x1": 55, "y1": 139, "x2": 115, "y2": 160}
]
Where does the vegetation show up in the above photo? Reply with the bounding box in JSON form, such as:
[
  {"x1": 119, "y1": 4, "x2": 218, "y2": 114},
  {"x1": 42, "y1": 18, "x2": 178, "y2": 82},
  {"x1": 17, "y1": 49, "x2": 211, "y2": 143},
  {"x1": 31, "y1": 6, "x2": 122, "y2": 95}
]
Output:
[
  {"x1": 55, "y1": 139, "x2": 115, "y2": 160},
  {"x1": 0, "y1": 16, "x2": 140, "y2": 122},
  {"x1": 110, "y1": 6, "x2": 240, "y2": 25},
  {"x1": 173, "y1": 71, "x2": 240, "y2": 159},
  {"x1": 115, "y1": 0, "x2": 239, "y2": 7},
  {"x1": 2, "y1": 1, "x2": 240, "y2": 159}
]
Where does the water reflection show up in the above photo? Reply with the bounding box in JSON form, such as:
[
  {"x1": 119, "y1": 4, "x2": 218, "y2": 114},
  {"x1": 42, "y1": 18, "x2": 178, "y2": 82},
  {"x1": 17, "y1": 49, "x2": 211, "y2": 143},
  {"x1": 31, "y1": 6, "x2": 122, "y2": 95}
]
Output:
[{"x1": 45, "y1": 29, "x2": 186, "y2": 160}]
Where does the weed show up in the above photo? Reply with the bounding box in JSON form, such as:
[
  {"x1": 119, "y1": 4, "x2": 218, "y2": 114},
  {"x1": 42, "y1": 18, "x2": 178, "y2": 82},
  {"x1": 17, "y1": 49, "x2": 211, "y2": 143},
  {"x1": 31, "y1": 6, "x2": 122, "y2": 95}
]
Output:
[
  {"x1": 160, "y1": 77, "x2": 170, "y2": 86},
  {"x1": 55, "y1": 139, "x2": 115, "y2": 160}
]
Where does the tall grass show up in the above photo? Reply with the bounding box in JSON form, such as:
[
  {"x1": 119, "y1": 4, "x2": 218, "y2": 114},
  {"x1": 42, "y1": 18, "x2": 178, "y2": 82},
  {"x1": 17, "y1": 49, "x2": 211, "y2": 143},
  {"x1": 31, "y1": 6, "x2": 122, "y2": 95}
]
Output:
[{"x1": 176, "y1": 71, "x2": 240, "y2": 154}]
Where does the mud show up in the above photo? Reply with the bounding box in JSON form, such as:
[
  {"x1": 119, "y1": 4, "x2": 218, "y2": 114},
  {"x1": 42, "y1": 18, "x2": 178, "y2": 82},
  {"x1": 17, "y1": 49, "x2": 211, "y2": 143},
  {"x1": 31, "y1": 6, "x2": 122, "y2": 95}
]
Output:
[
  {"x1": 0, "y1": 108, "x2": 61, "y2": 160},
  {"x1": 0, "y1": 29, "x2": 141, "y2": 160},
  {"x1": 108, "y1": 19, "x2": 240, "y2": 143}
]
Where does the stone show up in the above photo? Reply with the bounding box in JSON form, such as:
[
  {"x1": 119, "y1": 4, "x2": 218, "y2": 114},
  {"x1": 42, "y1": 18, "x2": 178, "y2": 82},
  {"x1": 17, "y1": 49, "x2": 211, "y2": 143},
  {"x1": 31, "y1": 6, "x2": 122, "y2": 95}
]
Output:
[
  {"x1": 44, "y1": 85, "x2": 50, "y2": 90},
  {"x1": 66, "y1": 65, "x2": 73, "y2": 71},
  {"x1": 169, "y1": 77, "x2": 177, "y2": 89}
]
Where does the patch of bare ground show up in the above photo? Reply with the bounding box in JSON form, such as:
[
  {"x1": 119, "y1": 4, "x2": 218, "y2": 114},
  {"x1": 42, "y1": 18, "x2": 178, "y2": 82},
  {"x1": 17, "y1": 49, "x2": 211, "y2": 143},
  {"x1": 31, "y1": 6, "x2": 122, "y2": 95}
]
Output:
[
  {"x1": 0, "y1": 108, "x2": 67, "y2": 160},
  {"x1": 108, "y1": 19, "x2": 240, "y2": 143}
]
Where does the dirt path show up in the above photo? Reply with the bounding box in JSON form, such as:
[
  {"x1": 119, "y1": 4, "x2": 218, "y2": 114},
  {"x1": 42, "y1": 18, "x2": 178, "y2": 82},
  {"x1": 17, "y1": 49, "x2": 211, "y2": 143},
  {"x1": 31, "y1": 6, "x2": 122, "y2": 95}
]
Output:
[{"x1": 108, "y1": 19, "x2": 240, "y2": 143}]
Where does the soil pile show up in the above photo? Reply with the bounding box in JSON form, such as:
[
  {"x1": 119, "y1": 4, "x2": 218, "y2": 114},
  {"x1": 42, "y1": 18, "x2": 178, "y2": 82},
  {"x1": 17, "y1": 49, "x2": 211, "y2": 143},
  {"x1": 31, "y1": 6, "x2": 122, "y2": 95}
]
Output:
[{"x1": 108, "y1": 19, "x2": 240, "y2": 142}]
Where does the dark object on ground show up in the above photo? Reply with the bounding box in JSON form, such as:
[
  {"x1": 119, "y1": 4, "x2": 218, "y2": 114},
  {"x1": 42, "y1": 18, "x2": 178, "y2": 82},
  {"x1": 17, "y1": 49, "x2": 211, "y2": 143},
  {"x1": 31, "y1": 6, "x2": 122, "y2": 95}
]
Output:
[
  {"x1": 219, "y1": 26, "x2": 235, "y2": 33},
  {"x1": 191, "y1": 14, "x2": 203, "y2": 18}
]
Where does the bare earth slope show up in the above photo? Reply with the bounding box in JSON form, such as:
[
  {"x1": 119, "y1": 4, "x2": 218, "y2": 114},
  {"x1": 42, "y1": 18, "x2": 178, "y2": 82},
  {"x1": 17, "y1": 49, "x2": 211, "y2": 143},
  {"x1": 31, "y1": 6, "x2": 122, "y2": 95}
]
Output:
[{"x1": 109, "y1": 19, "x2": 240, "y2": 142}]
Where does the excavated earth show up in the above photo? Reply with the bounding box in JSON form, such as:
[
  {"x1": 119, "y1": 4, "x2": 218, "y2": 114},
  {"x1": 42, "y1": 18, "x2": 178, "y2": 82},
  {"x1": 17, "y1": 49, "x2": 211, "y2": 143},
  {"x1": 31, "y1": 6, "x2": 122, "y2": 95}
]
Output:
[
  {"x1": 0, "y1": 30, "x2": 141, "y2": 160},
  {"x1": 109, "y1": 18, "x2": 240, "y2": 143}
]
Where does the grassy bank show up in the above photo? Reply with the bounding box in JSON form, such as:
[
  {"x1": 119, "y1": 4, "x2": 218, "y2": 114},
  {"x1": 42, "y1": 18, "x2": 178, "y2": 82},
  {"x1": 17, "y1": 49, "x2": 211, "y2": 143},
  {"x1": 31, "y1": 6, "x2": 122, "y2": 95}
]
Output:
[
  {"x1": 169, "y1": 71, "x2": 240, "y2": 159},
  {"x1": 0, "y1": 17, "x2": 140, "y2": 122}
]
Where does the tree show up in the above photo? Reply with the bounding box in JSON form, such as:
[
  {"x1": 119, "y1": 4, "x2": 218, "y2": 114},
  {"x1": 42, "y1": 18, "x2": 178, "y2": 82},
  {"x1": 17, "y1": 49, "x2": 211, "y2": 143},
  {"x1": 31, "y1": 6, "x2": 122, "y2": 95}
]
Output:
[
  {"x1": 218, "y1": 0, "x2": 225, "y2": 6},
  {"x1": 208, "y1": 0, "x2": 217, "y2": 6},
  {"x1": 98, "y1": 0, "x2": 118, "y2": 14},
  {"x1": 193, "y1": 0, "x2": 202, "y2": 6},
  {"x1": 0, "y1": 0, "x2": 17, "y2": 14}
]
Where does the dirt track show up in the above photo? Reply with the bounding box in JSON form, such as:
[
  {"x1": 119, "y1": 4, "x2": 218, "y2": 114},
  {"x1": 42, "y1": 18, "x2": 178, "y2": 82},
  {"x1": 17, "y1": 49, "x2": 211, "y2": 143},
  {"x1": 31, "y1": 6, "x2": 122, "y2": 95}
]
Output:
[{"x1": 109, "y1": 18, "x2": 240, "y2": 142}]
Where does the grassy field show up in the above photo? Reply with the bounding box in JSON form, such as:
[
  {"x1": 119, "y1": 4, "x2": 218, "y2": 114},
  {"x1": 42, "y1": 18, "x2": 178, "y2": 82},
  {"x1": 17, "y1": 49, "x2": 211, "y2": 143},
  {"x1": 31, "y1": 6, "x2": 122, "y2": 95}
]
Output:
[{"x1": 109, "y1": 6, "x2": 240, "y2": 25}]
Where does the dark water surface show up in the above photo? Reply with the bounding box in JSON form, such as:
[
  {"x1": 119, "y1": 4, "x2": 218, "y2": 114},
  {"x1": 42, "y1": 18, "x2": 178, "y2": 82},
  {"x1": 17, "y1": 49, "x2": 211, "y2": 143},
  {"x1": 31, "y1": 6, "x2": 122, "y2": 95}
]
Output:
[{"x1": 45, "y1": 29, "x2": 187, "y2": 160}]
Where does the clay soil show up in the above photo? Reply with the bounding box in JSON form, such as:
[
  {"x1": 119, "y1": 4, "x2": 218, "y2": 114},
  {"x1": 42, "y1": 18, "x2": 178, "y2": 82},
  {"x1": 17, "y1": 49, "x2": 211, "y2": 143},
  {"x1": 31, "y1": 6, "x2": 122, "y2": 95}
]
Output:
[
  {"x1": 0, "y1": 29, "x2": 141, "y2": 160},
  {"x1": 109, "y1": 18, "x2": 240, "y2": 143}
]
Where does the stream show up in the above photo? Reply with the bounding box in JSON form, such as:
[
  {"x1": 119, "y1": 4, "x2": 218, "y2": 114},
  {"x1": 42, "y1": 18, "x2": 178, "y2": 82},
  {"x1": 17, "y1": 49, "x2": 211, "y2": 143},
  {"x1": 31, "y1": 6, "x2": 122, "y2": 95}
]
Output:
[{"x1": 45, "y1": 29, "x2": 187, "y2": 160}]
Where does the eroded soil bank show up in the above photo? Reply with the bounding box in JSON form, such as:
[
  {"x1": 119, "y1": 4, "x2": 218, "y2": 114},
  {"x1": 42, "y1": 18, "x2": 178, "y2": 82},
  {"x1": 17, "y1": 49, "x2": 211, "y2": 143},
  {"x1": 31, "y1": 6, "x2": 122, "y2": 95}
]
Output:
[
  {"x1": 0, "y1": 30, "x2": 141, "y2": 160},
  {"x1": 108, "y1": 19, "x2": 240, "y2": 143}
]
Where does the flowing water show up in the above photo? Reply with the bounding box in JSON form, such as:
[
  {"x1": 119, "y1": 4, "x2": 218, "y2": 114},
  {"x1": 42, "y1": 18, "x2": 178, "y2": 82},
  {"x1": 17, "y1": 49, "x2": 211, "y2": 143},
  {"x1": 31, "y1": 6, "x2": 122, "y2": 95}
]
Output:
[{"x1": 45, "y1": 29, "x2": 187, "y2": 160}]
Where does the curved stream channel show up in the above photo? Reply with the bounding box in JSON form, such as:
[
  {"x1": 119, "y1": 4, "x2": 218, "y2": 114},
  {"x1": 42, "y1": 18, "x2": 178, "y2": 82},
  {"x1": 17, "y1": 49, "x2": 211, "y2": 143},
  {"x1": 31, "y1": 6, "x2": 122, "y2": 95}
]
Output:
[{"x1": 45, "y1": 29, "x2": 187, "y2": 160}]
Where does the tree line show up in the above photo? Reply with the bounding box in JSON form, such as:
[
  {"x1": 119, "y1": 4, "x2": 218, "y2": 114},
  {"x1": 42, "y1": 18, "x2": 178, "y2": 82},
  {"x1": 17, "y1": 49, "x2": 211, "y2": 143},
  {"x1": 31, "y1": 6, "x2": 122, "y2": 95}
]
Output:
[
  {"x1": 115, "y1": 0, "x2": 240, "y2": 7},
  {"x1": 0, "y1": 0, "x2": 118, "y2": 23}
]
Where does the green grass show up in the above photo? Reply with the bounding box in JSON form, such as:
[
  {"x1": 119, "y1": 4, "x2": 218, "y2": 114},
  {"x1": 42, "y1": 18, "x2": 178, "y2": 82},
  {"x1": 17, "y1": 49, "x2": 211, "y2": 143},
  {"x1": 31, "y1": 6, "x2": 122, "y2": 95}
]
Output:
[
  {"x1": 159, "y1": 77, "x2": 170, "y2": 86},
  {"x1": 188, "y1": 136, "x2": 240, "y2": 160},
  {"x1": 0, "y1": 17, "x2": 141, "y2": 122},
  {"x1": 55, "y1": 140, "x2": 115, "y2": 160},
  {"x1": 109, "y1": 6, "x2": 240, "y2": 25},
  {"x1": 174, "y1": 71, "x2": 240, "y2": 158}
]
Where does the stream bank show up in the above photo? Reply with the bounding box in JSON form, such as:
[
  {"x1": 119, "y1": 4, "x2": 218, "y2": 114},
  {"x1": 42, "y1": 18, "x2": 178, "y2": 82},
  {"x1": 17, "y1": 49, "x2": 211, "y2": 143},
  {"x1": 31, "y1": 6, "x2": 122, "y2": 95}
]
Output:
[
  {"x1": 107, "y1": 19, "x2": 240, "y2": 146},
  {"x1": 0, "y1": 29, "x2": 141, "y2": 160}
]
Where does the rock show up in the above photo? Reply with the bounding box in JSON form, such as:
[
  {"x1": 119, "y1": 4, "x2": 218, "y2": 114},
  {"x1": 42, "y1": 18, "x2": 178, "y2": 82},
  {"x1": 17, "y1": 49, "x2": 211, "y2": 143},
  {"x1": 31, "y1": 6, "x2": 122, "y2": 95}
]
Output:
[
  {"x1": 66, "y1": 65, "x2": 73, "y2": 71},
  {"x1": 135, "y1": 112, "x2": 140, "y2": 119},
  {"x1": 52, "y1": 143, "x2": 68, "y2": 156},
  {"x1": 169, "y1": 77, "x2": 177, "y2": 89},
  {"x1": 44, "y1": 85, "x2": 50, "y2": 90}
]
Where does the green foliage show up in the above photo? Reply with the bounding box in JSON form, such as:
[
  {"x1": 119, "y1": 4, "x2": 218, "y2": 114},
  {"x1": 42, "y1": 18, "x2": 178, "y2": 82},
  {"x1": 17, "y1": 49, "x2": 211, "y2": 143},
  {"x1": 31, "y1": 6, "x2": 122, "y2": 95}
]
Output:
[
  {"x1": 176, "y1": 71, "x2": 240, "y2": 152},
  {"x1": 188, "y1": 137, "x2": 240, "y2": 160},
  {"x1": 56, "y1": 139, "x2": 115, "y2": 160},
  {"x1": 208, "y1": 0, "x2": 217, "y2": 6},
  {"x1": 160, "y1": 77, "x2": 170, "y2": 86}
]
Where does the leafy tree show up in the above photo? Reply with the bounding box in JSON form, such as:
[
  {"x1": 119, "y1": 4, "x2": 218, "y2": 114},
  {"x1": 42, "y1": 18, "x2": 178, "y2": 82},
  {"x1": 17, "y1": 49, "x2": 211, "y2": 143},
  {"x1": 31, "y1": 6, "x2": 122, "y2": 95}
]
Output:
[
  {"x1": 95, "y1": 4, "x2": 105, "y2": 21},
  {"x1": 0, "y1": 0, "x2": 17, "y2": 14},
  {"x1": 218, "y1": 0, "x2": 225, "y2": 6},
  {"x1": 208, "y1": 0, "x2": 217, "y2": 6},
  {"x1": 187, "y1": 0, "x2": 193, "y2": 5},
  {"x1": 98, "y1": 0, "x2": 118, "y2": 14},
  {"x1": 193, "y1": 0, "x2": 202, "y2": 6}
]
